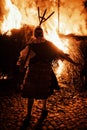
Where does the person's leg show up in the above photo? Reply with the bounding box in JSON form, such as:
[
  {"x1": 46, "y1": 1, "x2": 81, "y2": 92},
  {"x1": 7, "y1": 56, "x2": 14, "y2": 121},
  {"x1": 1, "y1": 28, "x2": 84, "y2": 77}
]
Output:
[
  {"x1": 42, "y1": 99, "x2": 46, "y2": 111},
  {"x1": 20, "y1": 98, "x2": 34, "y2": 129},
  {"x1": 41, "y1": 99, "x2": 48, "y2": 119},
  {"x1": 27, "y1": 98, "x2": 34, "y2": 117}
]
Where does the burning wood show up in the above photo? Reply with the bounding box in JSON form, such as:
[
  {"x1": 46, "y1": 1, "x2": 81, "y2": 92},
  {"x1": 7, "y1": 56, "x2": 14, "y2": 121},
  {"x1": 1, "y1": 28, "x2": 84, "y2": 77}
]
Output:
[{"x1": 0, "y1": 25, "x2": 33, "y2": 74}]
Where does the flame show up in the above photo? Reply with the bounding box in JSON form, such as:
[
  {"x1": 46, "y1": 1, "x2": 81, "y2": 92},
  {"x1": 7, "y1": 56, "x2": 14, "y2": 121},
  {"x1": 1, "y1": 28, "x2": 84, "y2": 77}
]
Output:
[
  {"x1": 1, "y1": 0, "x2": 87, "y2": 35},
  {"x1": 43, "y1": 22, "x2": 69, "y2": 75},
  {"x1": 1, "y1": 0, "x2": 22, "y2": 34}
]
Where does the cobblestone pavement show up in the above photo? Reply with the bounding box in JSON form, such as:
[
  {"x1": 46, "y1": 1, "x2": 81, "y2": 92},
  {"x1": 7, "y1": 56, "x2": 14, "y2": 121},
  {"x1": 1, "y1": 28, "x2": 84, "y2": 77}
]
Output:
[{"x1": 0, "y1": 83, "x2": 87, "y2": 130}]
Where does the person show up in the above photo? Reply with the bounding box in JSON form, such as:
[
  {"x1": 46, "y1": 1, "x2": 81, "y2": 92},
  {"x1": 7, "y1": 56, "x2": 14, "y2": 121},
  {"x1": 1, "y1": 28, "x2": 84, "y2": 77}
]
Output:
[{"x1": 18, "y1": 26, "x2": 78, "y2": 129}]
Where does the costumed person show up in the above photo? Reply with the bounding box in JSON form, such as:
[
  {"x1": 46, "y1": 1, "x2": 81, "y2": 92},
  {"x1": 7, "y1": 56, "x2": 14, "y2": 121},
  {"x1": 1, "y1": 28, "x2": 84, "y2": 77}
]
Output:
[{"x1": 18, "y1": 26, "x2": 78, "y2": 129}]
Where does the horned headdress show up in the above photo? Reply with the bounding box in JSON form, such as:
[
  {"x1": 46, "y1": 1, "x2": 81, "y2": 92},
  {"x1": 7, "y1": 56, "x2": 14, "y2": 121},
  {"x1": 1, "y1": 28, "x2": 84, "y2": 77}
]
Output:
[{"x1": 37, "y1": 7, "x2": 55, "y2": 26}]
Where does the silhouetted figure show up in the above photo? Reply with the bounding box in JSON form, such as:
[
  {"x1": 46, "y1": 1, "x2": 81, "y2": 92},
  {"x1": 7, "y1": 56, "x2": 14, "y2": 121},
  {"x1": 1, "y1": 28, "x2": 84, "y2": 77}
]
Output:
[{"x1": 18, "y1": 26, "x2": 78, "y2": 129}]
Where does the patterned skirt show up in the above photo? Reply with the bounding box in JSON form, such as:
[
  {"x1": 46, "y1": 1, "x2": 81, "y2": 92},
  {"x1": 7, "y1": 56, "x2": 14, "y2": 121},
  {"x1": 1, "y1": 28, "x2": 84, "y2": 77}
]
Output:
[{"x1": 21, "y1": 61, "x2": 59, "y2": 99}]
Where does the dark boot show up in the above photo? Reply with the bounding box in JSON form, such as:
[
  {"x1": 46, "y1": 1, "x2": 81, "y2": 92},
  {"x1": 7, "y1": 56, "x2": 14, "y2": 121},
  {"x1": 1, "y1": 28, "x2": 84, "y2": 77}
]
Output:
[
  {"x1": 20, "y1": 116, "x2": 31, "y2": 130},
  {"x1": 40, "y1": 110, "x2": 48, "y2": 121}
]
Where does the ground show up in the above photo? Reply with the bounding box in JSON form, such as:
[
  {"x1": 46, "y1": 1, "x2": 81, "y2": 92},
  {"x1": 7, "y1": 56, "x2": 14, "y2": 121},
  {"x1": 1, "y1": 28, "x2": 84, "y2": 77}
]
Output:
[{"x1": 0, "y1": 82, "x2": 87, "y2": 130}]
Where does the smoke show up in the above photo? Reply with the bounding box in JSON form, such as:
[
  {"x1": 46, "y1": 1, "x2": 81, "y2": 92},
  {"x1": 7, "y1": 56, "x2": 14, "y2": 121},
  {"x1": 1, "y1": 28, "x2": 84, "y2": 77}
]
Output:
[{"x1": 0, "y1": 0, "x2": 87, "y2": 35}]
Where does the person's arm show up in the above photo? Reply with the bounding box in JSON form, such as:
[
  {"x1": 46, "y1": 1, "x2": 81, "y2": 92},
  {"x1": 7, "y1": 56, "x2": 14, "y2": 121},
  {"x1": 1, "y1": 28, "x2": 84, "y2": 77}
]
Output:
[
  {"x1": 49, "y1": 42, "x2": 79, "y2": 66},
  {"x1": 16, "y1": 45, "x2": 30, "y2": 72},
  {"x1": 60, "y1": 53, "x2": 79, "y2": 66}
]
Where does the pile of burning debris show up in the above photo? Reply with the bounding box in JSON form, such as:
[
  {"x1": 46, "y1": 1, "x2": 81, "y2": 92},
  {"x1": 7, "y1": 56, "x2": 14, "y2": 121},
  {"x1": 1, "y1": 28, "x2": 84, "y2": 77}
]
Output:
[{"x1": 0, "y1": 25, "x2": 33, "y2": 80}]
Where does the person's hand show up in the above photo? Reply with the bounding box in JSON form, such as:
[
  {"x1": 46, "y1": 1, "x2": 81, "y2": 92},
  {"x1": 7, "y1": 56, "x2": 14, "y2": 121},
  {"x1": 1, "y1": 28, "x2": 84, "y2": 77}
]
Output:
[{"x1": 65, "y1": 53, "x2": 69, "y2": 57}]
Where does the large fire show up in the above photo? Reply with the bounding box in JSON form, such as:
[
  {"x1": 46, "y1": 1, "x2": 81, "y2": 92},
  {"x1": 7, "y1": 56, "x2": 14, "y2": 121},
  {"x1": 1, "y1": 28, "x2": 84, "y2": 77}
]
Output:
[{"x1": 0, "y1": 0, "x2": 87, "y2": 76}]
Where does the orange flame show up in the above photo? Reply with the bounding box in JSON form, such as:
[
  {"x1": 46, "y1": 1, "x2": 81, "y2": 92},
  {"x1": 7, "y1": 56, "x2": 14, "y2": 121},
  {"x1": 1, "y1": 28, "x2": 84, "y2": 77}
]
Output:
[{"x1": 1, "y1": 0, "x2": 22, "y2": 34}]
